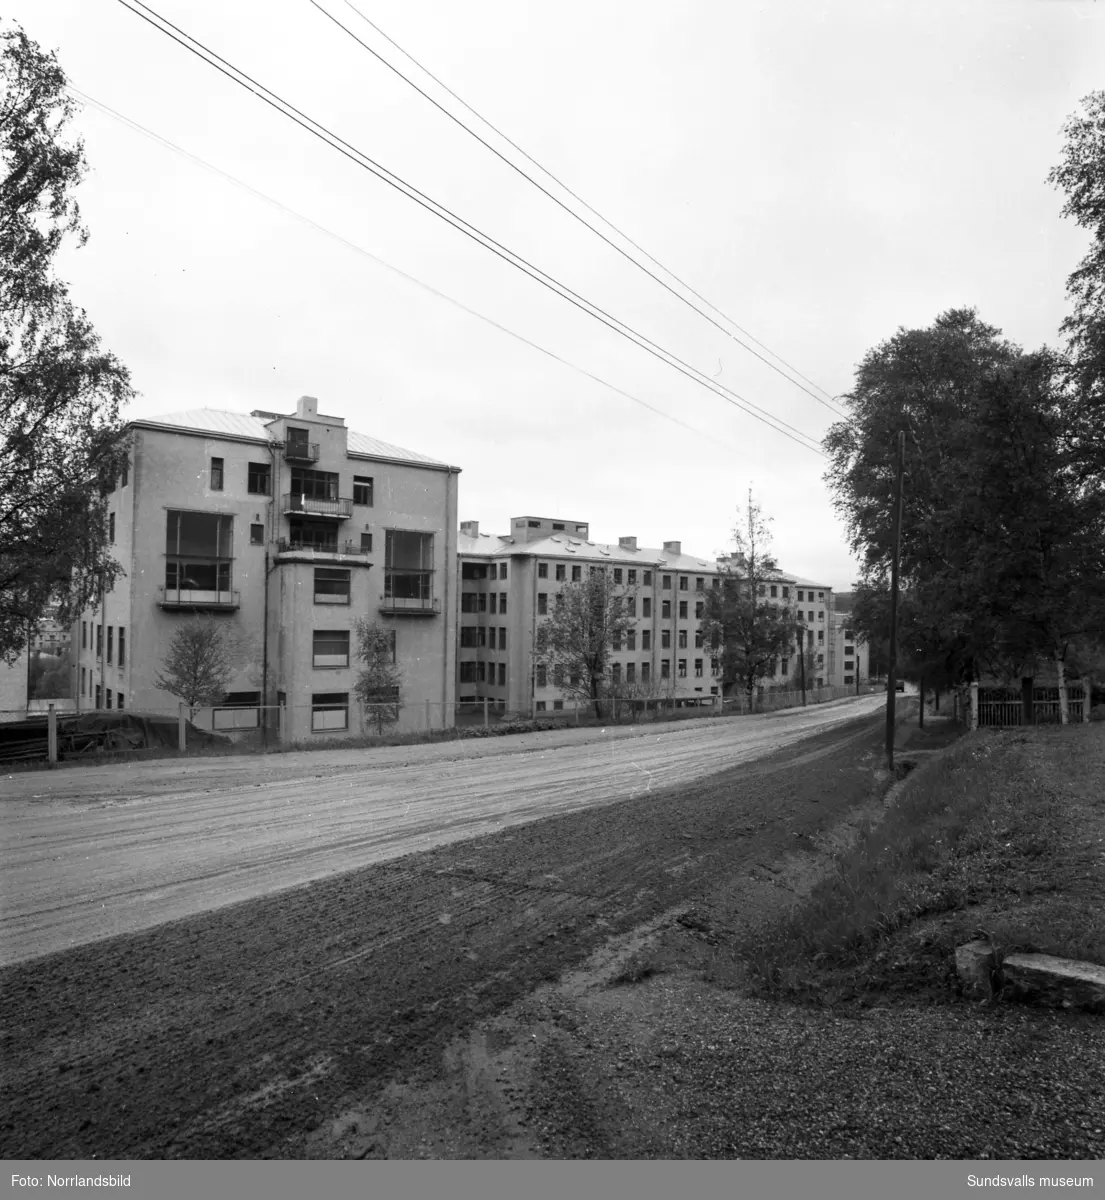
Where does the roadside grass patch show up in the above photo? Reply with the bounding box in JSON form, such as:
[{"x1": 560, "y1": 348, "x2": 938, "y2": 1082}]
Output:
[{"x1": 735, "y1": 724, "x2": 1105, "y2": 1004}]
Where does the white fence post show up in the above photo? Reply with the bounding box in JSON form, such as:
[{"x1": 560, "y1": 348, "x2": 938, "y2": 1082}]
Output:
[
  {"x1": 1083, "y1": 677, "x2": 1092, "y2": 724},
  {"x1": 970, "y1": 681, "x2": 979, "y2": 732},
  {"x1": 48, "y1": 702, "x2": 58, "y2": 765},
  {"x1": 178, "y1": 702, "x2": 187, "y2": 752}
]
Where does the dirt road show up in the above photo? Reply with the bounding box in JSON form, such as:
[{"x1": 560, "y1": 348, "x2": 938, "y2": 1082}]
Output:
[
  {"x1": 1, "y1": 695, "x2": 883, "y2": 966},
  {"x1": 0, "y1": 706, "x2": 890, "y2": 1159}
]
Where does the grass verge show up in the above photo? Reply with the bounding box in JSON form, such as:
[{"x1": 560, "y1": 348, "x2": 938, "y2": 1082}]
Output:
[{"x1": 736, "y1": 723, "x2": 1105, "y2": 1005}]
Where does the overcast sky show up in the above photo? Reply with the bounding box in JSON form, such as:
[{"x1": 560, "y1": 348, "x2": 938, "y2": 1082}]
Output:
[{"x1": 9, "y1": 0, "x2": 1104, "y2": 587}]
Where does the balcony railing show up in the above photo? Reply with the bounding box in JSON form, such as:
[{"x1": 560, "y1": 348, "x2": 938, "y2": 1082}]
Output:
[
  {"x1": 284, "y1": 441, "x2": 320, "y2": 462},
  {"x1": 281, "y1": 493, "x2": 353, "y2": 519},
  {"x1": 275, "y1": 538, "x2": 369, "y2": 558},
  {"x1": 158, "y1": 587, "x2": 241, "y2": 611},
  {"x1": 378, "y1": 594, "x2": 440, "y2": 616}
]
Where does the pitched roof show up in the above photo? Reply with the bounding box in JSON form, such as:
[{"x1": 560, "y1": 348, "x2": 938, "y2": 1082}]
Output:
[{"x1": 131, "y1": 408, "x2": 455, "y2": 468}]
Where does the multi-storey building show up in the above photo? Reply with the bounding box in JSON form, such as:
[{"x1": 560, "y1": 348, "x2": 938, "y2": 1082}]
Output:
[
  {"x1": 828, "y1": 594, "x2": 871, "y2": 687},
  {"x1": 73, "y1": 396, "x2": 459, "y2": 739},
  {"x1": 457, "y1": 515, "x2": 836, "y2": 716}
]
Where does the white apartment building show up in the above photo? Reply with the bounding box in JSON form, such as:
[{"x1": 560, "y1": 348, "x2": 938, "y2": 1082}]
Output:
[
  {"x1": 457, "y1": 515, "x2": 836, "y2": 716},
  {"x1": 72, "y1": 396, "x2": 459, "y2": 740}
]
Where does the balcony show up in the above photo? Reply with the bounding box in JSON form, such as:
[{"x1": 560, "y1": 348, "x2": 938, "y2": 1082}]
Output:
[
  {"x1": 378, "y1": 595, "x2": 440, "y2": 616},
  {"x1": 284, "y1": 441, "x2": 320, "y2": 462},
  {"x1": 158, "y1": 587, "x2": 240, "y2": 611},
  {"x1": 281, "y1": 493, "x2": 353, "y2": 519},
  {"x1": 275, "y1": 538, "x2": 370, "y2": 561}
]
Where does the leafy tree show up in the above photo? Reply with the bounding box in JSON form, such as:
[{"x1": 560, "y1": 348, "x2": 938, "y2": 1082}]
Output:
[
  {"x1": 154, "y1": 619, "x2": 238, "y2": 710},
  {"x1": 0, "y1": 22, "x2": 132, "y2": 662},
  {"x1": 29, "y1": 646, "x2": 70, "y2": 699},
  {"x1": 353, "y1": 618, "x2": 402, "y2": 734},
  {"x1": 701, "y1": 490, "x2": 796, "y2": 709},
  {"x1": 541, "y1": 568, "x2": 637, "y2": 718}
]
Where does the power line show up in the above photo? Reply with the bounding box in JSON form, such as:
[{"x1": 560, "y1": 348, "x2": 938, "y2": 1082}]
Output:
[
  {"x1": 322, "y1": 0, "x2": 849, "y2": 420},
  {"x1": 116, "y1": 0, "x2": 826, "y2": 456},
  {"x1": 66, "y1": 84, "x2": 750, "y2": 456}
]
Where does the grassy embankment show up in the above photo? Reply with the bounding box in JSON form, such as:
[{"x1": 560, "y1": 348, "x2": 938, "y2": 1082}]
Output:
[{"x1": 736, "y1": 721, "x2": 1105, "y2": 1004}]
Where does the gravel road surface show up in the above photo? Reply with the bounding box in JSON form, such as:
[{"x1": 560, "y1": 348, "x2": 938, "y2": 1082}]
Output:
[{"x1": 1, "y1": 695, "x2": 883, "y2": 966}]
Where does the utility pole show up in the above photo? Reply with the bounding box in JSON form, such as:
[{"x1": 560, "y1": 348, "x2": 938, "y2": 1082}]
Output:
[{"x1": 886, "y1": 431, "x2": 906, "y2": 772}]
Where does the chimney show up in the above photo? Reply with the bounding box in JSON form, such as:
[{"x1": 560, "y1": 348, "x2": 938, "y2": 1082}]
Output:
[
  {"x1": 297, "y1": 395, "x2": 319, "y2": 419},
  {"x1": 618, "y1": 536, "x2": 637, "y2": 551},
  {"x1": 460, "y1": 520, "x2": 479, "y2": 538},
  {"x1": 663, "y1": 540, "x2": 681, "y2": 556}
]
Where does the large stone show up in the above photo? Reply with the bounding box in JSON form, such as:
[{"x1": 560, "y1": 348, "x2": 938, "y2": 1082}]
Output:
[
  {"x1": 955, "y1": 939, "x2": 996, "y2": 1002},
  {"x1": 1001, "y1": 953, "x2": 1105, "y2": 1012}
]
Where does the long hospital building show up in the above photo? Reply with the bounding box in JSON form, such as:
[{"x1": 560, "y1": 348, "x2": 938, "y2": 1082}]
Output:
[{"x1": 65, "y1": 398, "x2": 864, "y2": 739}]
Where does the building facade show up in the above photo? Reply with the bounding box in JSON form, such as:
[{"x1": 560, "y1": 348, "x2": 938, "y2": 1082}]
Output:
[
  {"x1": 456, "y1": 515, "x2": 837, "y2": 716},
  {"x1": 72, "y1": 396, "x2": 459, "y2": 739}
]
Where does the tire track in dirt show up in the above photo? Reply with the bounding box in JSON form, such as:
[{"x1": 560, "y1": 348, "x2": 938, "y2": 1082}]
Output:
[{"x1": 0, "y1": 711, "x2": 886, "y2": 1159}]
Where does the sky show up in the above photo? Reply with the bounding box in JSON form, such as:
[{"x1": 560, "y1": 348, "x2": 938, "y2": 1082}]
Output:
[{"x1": 8, "y1": 0, "x2": 1104, "y2": 588}]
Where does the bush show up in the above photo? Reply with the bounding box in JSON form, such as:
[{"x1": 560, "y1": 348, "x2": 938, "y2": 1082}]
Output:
[{"x1": 1090, "y1": 704, "x2": 1105, "y2": 722}]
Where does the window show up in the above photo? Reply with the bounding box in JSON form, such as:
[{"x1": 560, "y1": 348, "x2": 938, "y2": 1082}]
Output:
[
  {"x1": 662, "y1": 600, "x2": 671, "y2": 619},
  {"x1": 250, "y1": 523, "x2": 264, "y2": 545},
  {"x1": 661, "y1": 629, "x2": 671, "y2": 649},
  {"x1": 695, "y1": 630, "x2": 703, "y2": 648},
  {"x1": 107, "y1": 626, "x2": 113, "y2": 664},
  {"x1": 678, "y1": 601, "x2": 688, "y2": 619},
  {"x1": 612, "y1": 662, "x2": 622, "y2": 684},
  {"x1": 844, "y1": 675, "x2": 854, "y2": 685},
  {"x1": 248, "y1": 462, "x2": 271, "y2": 495},
  {"x1": 96, "y1": 624, "x2": 102, "y2": 657},
  {"x1": 95, "y1": 684, "x2": 102, "y2": 708},
  {"x1": 678, "y1": 629, "x2": 687, "y2": 649},
  {"x1": 782, "y1": 586, "x2": 789, "y2": 599},
  {"x1": 538, "y1": 562, "x2": 548, "y2": 579},
  {"x1": 808, "y1": 611, "x2": 814, "y2": 622},
  {"x1": 662, "y1": 575, "x2": 671, "y2": 590},
  {"x1": 642, "y1": 662, "x2": 651, "y2": 683},
  {"x1": 613, "y1": 631, "x2": 623, "y2": 651},
  {"x1": 553, "y1": 699, "x2": 564, "y2": 711},
  {"x1": 642, "y1": 598, "x2": 652, "y2": 618},
  {"x1": 758, "y1": 584, "x2": 766, "y2": 597},
  {"x1": 313, "y1": 629, "x2": 350, "y2": 668},
  {"x1": 678, "y1": 659, "x2": 687, "y2": 677},
  {"x1": 353, "y1": 476, "x2": 374, "y2": 506},
  {"x1": 712, "y1": 577, "x2": 720, "y2": 589},
  {"x1": 81, "y1": 621, "x2": 87, "y2": 649},
  {"x1": 384, "y1": 529, "x2": 434, "y2": 603},
  {"x1": 781, "y1": 658, "x2": 789, "y2": 676},
  {"x1": 528, "y1": 520, "x2": 541, "y2": 528},
  {"x1": 460, "y1": 662, "x2": 479, "y2": 683},
  {"x1": 109, "y1": 512, "x2": 116, "y2": 543},
  {"x1": 120, "y1": 462, "x2": 129, "y2": 488},
  {"x1": 536, "y1": 627, "x2": 547, "y2": 651},
  {"x1": 210, "y1": 457, "x2": 224, "y2": 490},
  {"x1": 554, "y1": 664, "x2": 565, "y2": 687},
  {"x1": 570, "y1": 670, "x2": 580, "y2": 687},
  {"x1": 462, "y1": 562, "x2": 488, "y2": 580},
  {"x1": 537, "y1": 664, "x2": 547, "y2": 688},
  {"x1": 628, "y1": 570, "x2": 637, "y2": 585},
  {"x1": 818, "y1": 610, "x2": 825, "y2": 622},
  {"x1": 626, "y1": 662, "x2": 636, "y2": 683},
  {"x1": 117, "y1": 692, "x2": 124, "y2": 710},
  {"x1": 360, "y1": 532, "x2": 373, "y2": 552},
  {"x1": 311, "y1": 692, "x2": 348, "y2": 732},
  {"x1": 798, "y1": 591, "x2": 805, "y2": 602},
  {"x1": 499, "y1": 564, "x2": 508, "y2": 580},
  {"x1": 844, "y1": 643, "x2": 855, "y2": 654},
  {"x1": 626, "y1": 630, "x2": 636, "y2": 651},
  {"x1": 290, "y1": 467, "x2": 339, "y2": 502},
  {"x1": 80, "y1": 667, "x2": 86, "y2": 694},
  {"x1": 661, "y1": 659, "x2": 670, "y2": 679},
  {"x1": 538, "y1": 593, "x2": 548, "y2": 615},
  {"x1": 535, "y1": 700, "x2": 547, "y2": 712},
  {"x1": 817, "y1": 630, "x2": 825, "y2": 644},
  {"x1": 695, "y1": 659, "x2": 703, "y2": 677},
  {"x1": 571, "y1": 565, "x2": 581, "y2": 582},
  {"x1": 695, "y1": 577, "x2": 704, "y2": 592},
  {"x1": 679, "y1": 576, "x2": 688, "y2": 591},
  {"x1": 461, "y1": 593, "x2": 479, "y2": 613},
  {"x1": 500, "y1": 593, "x2": 507, "y2": 614},
  {"x1": 621, "y1": 597, "x2": 633, "y2": 618},
  {"x1": 711, "y1": 658, "x2": 720, "y2": 675},
  {"x1": 613, "y1": 568, "x2": 623, "y2": 584},
  {"x1": 642, "y1": 630, "x2": 651, "y2": 650},
  {"x1": 105, "y1": 690, "x2": 112, "y2": 710},
  {"x1": 770, "y1": 585, "x2": 777, "y2": 598},
  {"x1": 479, "y1": 593, "x2": 487, "y2": 612},
  {"x1": 555, "y1": 564, "x2": 566, "y2": 581},
  {"x1": 490, "y1": 594, "x2": 497, "y2": 614},
  {"x1": 314, "y1": 567, "x2": 351, "y2": 604},
  {"x1": 165, "y1": 511, "x2": 234, "y2": 595},
  {"x1": 695, "y1": 601, "x2": 704, "y2": 620},
  {"x1": 460, "y1": 627, "x2": 480, "y2": 648},
  {"x1": 818, "y1": 592, "x2": 825, "y2": 601},
  {"x1": 844, "y1": 629, "x2": 853, "y2": 641},
  {"x1": 499, "y1": 628, "x2": 506, "y2": 650},
  {"x1": 498, "y1": 663, "x2": 506, "y2": 686},
  {"x1": 643, "y1": 571, "x2": 652, "y2": 586},
  {"x1": 552, "y1": 523, "x2": 565, "y2": 531}
]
